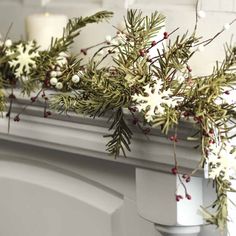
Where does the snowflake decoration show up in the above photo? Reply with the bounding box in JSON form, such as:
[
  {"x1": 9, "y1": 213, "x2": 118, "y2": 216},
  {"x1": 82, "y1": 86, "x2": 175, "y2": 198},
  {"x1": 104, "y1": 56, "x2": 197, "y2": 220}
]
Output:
[
  {"x1": 207, "y1": 141, "x2": 236, "y2": 181},
  {"x1": 8, "y1": 41, "x2": 39, "y2": 78},
  {"x1": 132, "y1": 77, "x2": 181, "y2": 122}
]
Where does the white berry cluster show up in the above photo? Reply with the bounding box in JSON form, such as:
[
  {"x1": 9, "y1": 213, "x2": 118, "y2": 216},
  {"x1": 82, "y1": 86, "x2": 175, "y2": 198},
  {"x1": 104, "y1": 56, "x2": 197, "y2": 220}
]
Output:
[
  {"x1": 49, "y1": 52, "x2": 70, "y2": 90},
  {"x1": 49, "y1": 70, "x2": 63, "y2": 90}
]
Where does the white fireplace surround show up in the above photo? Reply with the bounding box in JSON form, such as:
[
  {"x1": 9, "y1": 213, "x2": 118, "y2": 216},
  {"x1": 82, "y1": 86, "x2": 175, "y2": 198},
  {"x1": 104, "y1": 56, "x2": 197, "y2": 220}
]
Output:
[{"x1": 0, "y1": 92, "x2": 233, "y2": 236}]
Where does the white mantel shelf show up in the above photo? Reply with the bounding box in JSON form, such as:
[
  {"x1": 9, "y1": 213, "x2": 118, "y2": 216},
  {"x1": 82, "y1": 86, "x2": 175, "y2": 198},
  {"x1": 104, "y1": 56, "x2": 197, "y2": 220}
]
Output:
[{"x1": 0, "y1": 95, "x2": 201, "y2": 175}]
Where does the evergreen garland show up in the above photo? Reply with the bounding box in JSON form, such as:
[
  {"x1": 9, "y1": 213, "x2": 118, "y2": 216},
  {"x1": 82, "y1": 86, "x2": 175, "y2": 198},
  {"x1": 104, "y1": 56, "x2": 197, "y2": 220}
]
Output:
[{"x1": 0, "y1": 9, "x2": 236, "y2": 230}]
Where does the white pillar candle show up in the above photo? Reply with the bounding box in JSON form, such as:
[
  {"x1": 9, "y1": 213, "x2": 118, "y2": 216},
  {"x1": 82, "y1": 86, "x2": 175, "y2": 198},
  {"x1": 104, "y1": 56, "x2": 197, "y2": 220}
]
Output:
[{"x1": 25, "y1": 13, "x2": 68, "y2": 50}]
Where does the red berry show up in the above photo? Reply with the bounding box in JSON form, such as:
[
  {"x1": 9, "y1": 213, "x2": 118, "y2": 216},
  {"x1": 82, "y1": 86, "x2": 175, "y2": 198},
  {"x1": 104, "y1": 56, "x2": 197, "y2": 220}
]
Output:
[
  {"x1": 14, "y1": 115, "x2": 20, "y2": 122},
  {"x1": 169, "y1": 135, "x2": 178, "y2": 142},
  {"x1": 183, "y1": 111, "x2": 190, "y2": 117},
  {"x1": 139, "y1": 49, "x2": 145, "y2": 57},
  {"x1": 186, "y1": 176, "x2": 191, "y2": 183},
  {"x1": 209, "y1": 139, "x2": 215, "y2": 144},
  {"x1": 151, "y1": 41, "x2": 157, "y2": 47},
  {"x1": 171, "y1": 167, "x2": 178, "y2": 175},
  {"x1": 31, "y1": 97, "x2": 36, "y2": 102},
  {"x1": 224, "y1": 91, "x2": 230, "y2": 95},
  {"x1": 44, "y1": 79, "x2": 50, "y2": 87},
  {"x1": 209, "y1": 129, "x2": 214, "y2": 134},
  {"x1": 176, "y1": 195, "x2": 183, "y2": 201},
  {"x1": 182, "y1": 174, "x2": 188, "y2": 179},
  {"x1": 163, "y1": 32, "x2": 169, "y2": 39},
  {"x1": 186, "y1": 194, "x2": 192, "y2": 200}
]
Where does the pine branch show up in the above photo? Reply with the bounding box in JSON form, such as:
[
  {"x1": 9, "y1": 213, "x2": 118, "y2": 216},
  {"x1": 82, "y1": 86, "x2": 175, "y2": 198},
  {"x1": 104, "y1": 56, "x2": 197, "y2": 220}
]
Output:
[{"x1": 105, "y1": 108, "x2": 132, "y2": 157}]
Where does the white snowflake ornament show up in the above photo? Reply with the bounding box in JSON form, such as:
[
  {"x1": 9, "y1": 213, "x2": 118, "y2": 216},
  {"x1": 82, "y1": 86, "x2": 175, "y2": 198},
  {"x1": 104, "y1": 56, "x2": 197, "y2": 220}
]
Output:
[
  {"x1": 8, "y1": 41, "x2": 39, "y2": 78},
  {"x1": 132, "y1": 77, "x2": 181, "y2": 122},
  {"x1": 207, "y1": 141, "x2": 236, "y2": 181}
]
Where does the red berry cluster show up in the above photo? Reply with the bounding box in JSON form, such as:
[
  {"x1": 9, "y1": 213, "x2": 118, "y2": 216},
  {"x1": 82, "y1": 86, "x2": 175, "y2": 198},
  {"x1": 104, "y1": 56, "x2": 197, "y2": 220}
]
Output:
[
  {"x1": 176, "y1": 193, "x2": 192, "y2": 201},
  {"x1": 182, "y1": 174, "x2": 191, "y2": 183},
  {"x1": 14, "y1": 115, "x2": 20, "y2": 122},
  {"x1": 31, "y1": 96, "x2": 37, "y2": 103}
]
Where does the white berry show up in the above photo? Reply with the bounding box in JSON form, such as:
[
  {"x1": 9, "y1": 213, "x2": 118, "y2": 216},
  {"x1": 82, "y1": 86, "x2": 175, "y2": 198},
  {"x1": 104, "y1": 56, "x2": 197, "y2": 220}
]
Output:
[
  {"x1": 5, "y1": 39, "x2": 12, "y2": 47},
  {"x1": 197, "y1": 44, "x2": 205, "y2": 52},
  {"x1": 223, "y1": 23, "x2": 230, "y2": 30},
  {"x1": 197, "y1": 10, "x2": 206, "y2": 19},
  {"x1": 50, "y1": 71, "x2": 57, "y2": 77},
  {"x1": 50, "y1": 77, "x2": 58, "y2": 86},
  {"x1": 105, "y1": 35, "x2": 112, "y2": 43},
  {"x1": 72, "y1": 74, "x2": 80, "y2": 83},
  {"x1": 56, "y1": 82, "x2": 63, "y2": 90}
]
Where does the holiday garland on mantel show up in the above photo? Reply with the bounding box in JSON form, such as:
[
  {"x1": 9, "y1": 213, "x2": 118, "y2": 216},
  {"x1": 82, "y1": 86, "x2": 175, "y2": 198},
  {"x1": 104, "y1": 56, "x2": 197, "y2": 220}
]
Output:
[{"x1": 0, "y1": 6, "x2": 236, "y2": 230}]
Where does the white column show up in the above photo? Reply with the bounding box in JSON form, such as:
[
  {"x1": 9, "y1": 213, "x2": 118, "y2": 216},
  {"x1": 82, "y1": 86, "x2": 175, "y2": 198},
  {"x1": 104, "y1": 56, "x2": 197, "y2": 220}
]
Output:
[{"x1": 136, "y1": 168, "x2": 203, "y2": 236}]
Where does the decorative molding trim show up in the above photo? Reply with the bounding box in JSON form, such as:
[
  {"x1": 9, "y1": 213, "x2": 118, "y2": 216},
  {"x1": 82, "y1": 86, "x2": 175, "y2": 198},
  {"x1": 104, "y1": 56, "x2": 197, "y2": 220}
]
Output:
[{"x1": 0, "y1": 93, "x2": 202, "y2": 174}]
